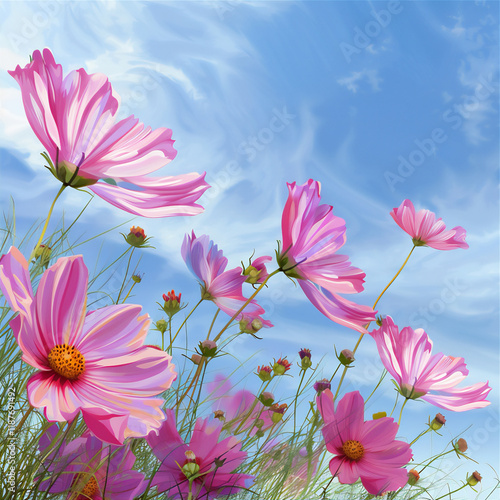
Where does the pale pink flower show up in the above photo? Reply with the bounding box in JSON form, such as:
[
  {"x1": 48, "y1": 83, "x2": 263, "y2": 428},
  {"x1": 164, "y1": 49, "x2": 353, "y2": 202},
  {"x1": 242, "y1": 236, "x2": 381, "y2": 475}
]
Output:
[
  {"x1": 279, "y1": 180, "x2": 376, "y2": 333},
  {"x1": 9, "y1": 49, "x2": 209, "y2": 217},
  {"x1": 390, "y1": 199, "x2": 468, "y2": 250},
  {"x1": 37, "y1": 425, "x2": 146, "y2": 499},
  {"x1": 0, "y1": 247, "x2": 177, "y2": 444},
  {"x1": 317, "y1": 390, "x2": 412, "y2": 495},
  {"x1": 147, "y1": 409, "x2": 252, "y2": 499},
  {"x1": 207, "y1": 374, "x2": 274, "y2": 435},
  {"x1": 370, "y1": 316, "x2": 491, "y2": 411},
  {"x1": 182, "y1": 232, "x2": 272, "y2": 326}
]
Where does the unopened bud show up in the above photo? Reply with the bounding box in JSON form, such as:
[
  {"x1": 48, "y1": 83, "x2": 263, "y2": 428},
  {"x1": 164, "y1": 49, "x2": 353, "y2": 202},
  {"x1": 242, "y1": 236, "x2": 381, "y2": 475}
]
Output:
[
  {"x1": 155, "y1": 319, "x2": 168, "y2": 334},
  {"x1": 255, "y1": 430, "x2": 265, "y2": 438},
  {"x1": 339, "y1": 349, "x2": 355, "y2": 366},
  {"x1": 273, "y1": 357, "x2": 291, "y2": 375},
  {"x1": 254, "y1": 418, "x2": 264, "y2": 429},
  {"x1": 455, "y1": 438, "x2": 468, "y2": 453},
  {"x1": 299, "y1": 348, "x2": 312, "y2": 370},
  {"x1": 213, "y1": 410, "x2": 225, "y2": 421},
  {"x1": 270, "y1": 403, "x2": 287, "y2": 423},
  {"x1": 191, "y1": 354, "x2": 202, "y2": 365},
  {"x1": 259, "y1": 391, "x2": 275, "y2": 407},
  {"x1": 467, "y1": 471, "x2": 482, "y2": 487},
  {"x1": 34, "y1": 244, "x2": 52, "y2": 267},
  {"x1": 132, "y1": 273, "x2": 143, "y2": 283},
  {"x1": 199, "y1": 340, "x2": 217, "y2": 357},
  {"x1": 257, "y1": 365, "x2": 273, "y2": 382},
  {"x1": 314, "y1": 379, "x2": 331, "y2": 394},
  {"x1": 430, "y1": 413, "x2": 446, "y2": 431},
  {"x1": 124, "y1": 226, "x2": 150, "y2": 248},
  {"x1": 407, "y1": 469, "x2": 420, "y2": 486}
]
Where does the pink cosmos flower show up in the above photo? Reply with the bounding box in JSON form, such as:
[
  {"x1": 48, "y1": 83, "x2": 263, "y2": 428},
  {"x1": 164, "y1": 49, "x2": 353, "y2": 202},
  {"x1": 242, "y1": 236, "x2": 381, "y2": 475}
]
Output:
[
  {"x1": 283, "y1": 446, "x2": 323, "y2": 498},
  {"x1": 279, "y1": 180, "x2": 376, "y2": 333},
  {"x1": 147, "y1": 409, "x2": 252, "y2": 499},
  {"x1": 207, "y1": 374, "x2": 274, "y2": 435},
  {"x1": 317, "y1": 390, "x2": 412, "y2": 495},
  {"x1": 9, "y1": 49, "x2": 209, "y2": 217},
  {"x1": 390, "y1": 199, "x2": 468, "y2": 250},
  {"x1": 182, "y1": 231, "x2": 272, "y2": 326},
  {"x1": 37, "y1": 425, "x2": 146, "y2": 499},
  {"x1": 0, "y1": 247, "x2": 177, "y2": 444},
  {"x1": 370, "y1": 316, "x2": 491, "y2": 411}
]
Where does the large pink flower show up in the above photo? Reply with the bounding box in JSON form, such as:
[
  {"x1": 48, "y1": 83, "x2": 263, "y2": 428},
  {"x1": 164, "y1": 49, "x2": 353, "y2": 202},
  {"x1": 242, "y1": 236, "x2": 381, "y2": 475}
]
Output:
[
  {"x1": 0, "y1": 247, "x2": 177, "y2": 444},
  {"x1": 147, "y1": 409, "x2": 252, "y2": 499},
  {"x1": 37, "y1": 425, "x2": 146, "y2": 499},
  {"x1": 317, "y1": 390, "x2": 412, "y2": 495},
  {"x1": 390, "y1": 199, "x2": 468, "y2": 250},
  {"x1": 9, "y1": 49, "x2": 209, "y2": 217},
  {"x1": 279, "y1": 180, "x2": 376, "y2": 333},
  {"x1": 207, "y1": 374, "x2": 275, "y2": 435},
  {"x1": 182, "y1": 231, "x2": 272, "y2": 326},
  {"x1": 370, "y1": 316, "x2": 491, "y2": 411}
]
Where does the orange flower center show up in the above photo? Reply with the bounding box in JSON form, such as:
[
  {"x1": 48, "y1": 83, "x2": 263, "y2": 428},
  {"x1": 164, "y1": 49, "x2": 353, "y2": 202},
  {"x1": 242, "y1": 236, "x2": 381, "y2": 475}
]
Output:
[
  {"x1": 48, "y1": 344, "x2": 85, "y2": 380},
  {"x1": 342, "y1": 440, "x2": 364, "y2": 461},
  {"x1": 80, "y1": 476, "x2": 98, "y2": 498}
]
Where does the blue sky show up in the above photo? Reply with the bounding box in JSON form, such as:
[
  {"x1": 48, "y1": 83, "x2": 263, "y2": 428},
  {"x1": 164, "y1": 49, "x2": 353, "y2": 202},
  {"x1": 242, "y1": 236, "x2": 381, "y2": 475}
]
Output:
[{"x1": 0, "y1": 1, "x2": 498, "y2": 497}]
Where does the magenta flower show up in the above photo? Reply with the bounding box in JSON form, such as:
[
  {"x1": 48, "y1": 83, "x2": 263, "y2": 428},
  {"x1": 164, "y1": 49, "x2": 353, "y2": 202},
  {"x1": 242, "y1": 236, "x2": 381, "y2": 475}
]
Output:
[
  {"x1": 317, "y1": 390, "x2": 412, "y2": 495},
  {"x1": 279, "y1": 180, "x2": 376, "y2": 333},
  {"x1": 182, "y1": 231, "x2": 272, "y2": 326},
  {"x1": 370, "y1": 316, "x2": 491, "y2": 411},
  {"x1": 0, "y1": 247, "x2": 177, "y2": 444},
  {"x1": 9, "y1": 49, "x2": 209, "y2": 217},
  {"x1": 37, "y1": 425, "x2": 146, "y2": 499},
  {"x1": 390, "y1": 199, "x2": 468, "y2": 250},
  {"x1": 207, "y1": 374, "x2": 274, "y2": 435},
  {"x1": 147, "y1": 409, "x2": 252, "y2": 499}
]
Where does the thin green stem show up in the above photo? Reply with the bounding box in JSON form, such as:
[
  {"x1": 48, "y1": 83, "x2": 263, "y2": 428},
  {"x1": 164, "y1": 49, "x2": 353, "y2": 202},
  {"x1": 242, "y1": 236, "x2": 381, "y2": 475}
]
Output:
[
  {"x1": 14, "y1": 405, "x2": 34, "y2": 433},
  {"x1": 434, "y1": 483, "x2": 468, "y2": 500},
  {"x1": 398, "y1": 398, "x2": 408, "y2": 425},
  {"x1": 293, "y1": 369, "x2": 308, "y2": 437},
  {"x1": 168, "y1": 299, "x2": 203, "y2": 351},
  {"x1": 333, "y1": 245, "x2": 416, "y2": 401},
  {"x1": 121, "y1": 282, "x2": 137, "y2": 303},
  {"x1": 116, "y1": 247, "x2": 135, "y2": 303},
  {"x1": 30, "y1": 185, "x2": 66, "y2": 260}
]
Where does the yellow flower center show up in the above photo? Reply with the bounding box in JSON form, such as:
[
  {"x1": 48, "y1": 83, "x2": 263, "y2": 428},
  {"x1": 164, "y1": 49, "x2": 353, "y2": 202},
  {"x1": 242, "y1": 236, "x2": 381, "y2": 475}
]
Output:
[
  {"x1": 342, "y1": 440, "x2": 364, "y2": 461},
  {"x1": 80, "y1": 476, "x2": 98, "y2": 498},
  {"x1": 48, "y1": 344, "x2": 85, "y2": 380}
]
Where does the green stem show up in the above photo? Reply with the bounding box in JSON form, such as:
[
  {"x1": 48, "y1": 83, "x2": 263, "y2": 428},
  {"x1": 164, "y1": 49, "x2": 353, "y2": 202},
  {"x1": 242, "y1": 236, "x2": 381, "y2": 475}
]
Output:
[
  {"x1": 398, "y1": 398, "x2": 408, "y2": 425},
  {"x1": 31, "y1": 185, "x2": 67, "y2": 260},
  {"x1": 14, "y1": 405, "x2": 34, "y2": 433},
  {"x1": 293, "y1": 369, "x2": 308, "y2": 437},
  {"x1": 168, "y1": 299, "x2": 203, "y2": 351},
  {"x1": 234, "y1": 380, "x2": 272, "y2": 434},
  {"x1": 410, "y1": 427, "x2": 432, "y2": 446},
  {"x1": 121, "y1": 282, "x2": 137, "y2": 303},
  {"x1": 434, "y1": 483, "x2": 468, "y2": 500},
  {"x1": 116, "y1": 247, "x2": 135, "y2": 303},
  {"x1": 333, "y1": 245, "x2": 416, "y2": 401},
  {"x1": 419, "y1": 449, "x2": 453, "y2": 474}
]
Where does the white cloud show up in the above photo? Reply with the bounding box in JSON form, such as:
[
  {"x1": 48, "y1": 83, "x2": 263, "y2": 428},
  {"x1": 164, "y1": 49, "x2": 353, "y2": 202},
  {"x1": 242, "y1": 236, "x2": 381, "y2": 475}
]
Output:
[{"x1": 337, "y1": 69, "x2": 382, "y2": 93}]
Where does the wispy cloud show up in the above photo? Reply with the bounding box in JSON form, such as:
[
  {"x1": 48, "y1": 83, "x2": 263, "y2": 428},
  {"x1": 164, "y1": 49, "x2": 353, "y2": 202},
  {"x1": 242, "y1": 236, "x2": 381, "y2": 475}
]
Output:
[{"x1": 337, "y1": 69, "x2": 382, "y2": 93}]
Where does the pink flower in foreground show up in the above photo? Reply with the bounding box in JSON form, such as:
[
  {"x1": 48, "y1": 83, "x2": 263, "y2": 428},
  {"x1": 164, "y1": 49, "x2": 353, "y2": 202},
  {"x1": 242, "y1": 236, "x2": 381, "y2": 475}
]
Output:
[
  {"x1": 147, "y1": 409, "x2": 252, "y2": 499},
  {"x1": 37, "y1": 425, "x2": 146, "y2": 499},
  {"x1": 207, "y1": 374, "x2": 274, "y2": 435},
  {"x1": 317, "y1": 390, "x2": 412, "y2": 495},
  {"x1": 370, "y1": 316, "x2": 491, "y2": 411},
  {"x1": 10, "y1": 49, "x2": 209, "y2": 217},
  {"x1": 0, "y1": 247, "x2": 177, "y2": 444},
  {"x1": 390, "y1": 199, "x2": 468, "y2": 250},
  {"x1": 182, "y1": 232, "x2": 272, "y2": 326},
  {"x1": 278, "y1": 180, "x2": 376, "y2": 333}
]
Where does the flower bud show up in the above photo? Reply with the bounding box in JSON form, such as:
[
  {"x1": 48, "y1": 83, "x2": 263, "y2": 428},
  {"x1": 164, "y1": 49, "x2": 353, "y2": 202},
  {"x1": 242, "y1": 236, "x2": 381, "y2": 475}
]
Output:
[
  {"x1": 213, "y1": 410, "x2": 225, "y2": 421},
  {"x1": 270, "y1": 403, "x2": 287, "y2": 424},
  {"x1": 124, "y1": 226, "x2": 151, "y2": 248},
  {"x1": 338, "y1": 349, "x2": 355, "y2": 366},
  {"x1": 254, "y1": 418, "x2": 264, "y2": 429},
  {"x1": 314, "y1": 379, "x2": 331, "y2": 394},
  {"x1": 255, "y1": 430, "x2": 265, "y2": 438},
  {"x1": 375, "y1": 315, "x2": 384, "y2": 327},
  {"x1": 132, "y1": 273, "x2": 143, "y2": 283},
  {"x1": 243, "y1": 265, "x2": 262, "y2": 284},
  {"x1": 259, "y1": 391, "x2": 275, "y2": 407},
  {"x1": 214, "y1": 457, "x2": 225, "y2": 468},
  {"x1": 407, "y1": 469, "x2": 420, "y2": 486},
  {"x1": 372, "y1": 412, "x2": 387, "y2": 420},
  {"x1": 455, "y1": 438, "x2": 468, "y2": 453},
  {"x1": 299, "y1": 348, "x2": 312, "y2": 370},
  {"x1": 467, "y1": 471, "x2": 482, "y2": 487},
  {"x1": 155, "y1": 319, "x2": 168, "y2": 334},
  {"x1": 240, "y1": 317, "x2": 263, "y2": 334},
  {"x1": 199, "y1": 339, "x2": 217, "y2": 358},
  {"x1": 430, "y1": 413, "x2": 446, "y2": 431},
  {"x1": 161, "y1": 290, "x2": 182, "y2": 316},
  {"x1": 191, "y1": 354, "x2": 202, "y2": 365},
  {"x1": 34, "y1": 244, "x2": 52, "y2": 267},
  {"x1": 257, "y1": 365, "x2": 273, "y2": 381},
  {"x1": 273, "y1": 357, "x2": 291, "y2": 375}
]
